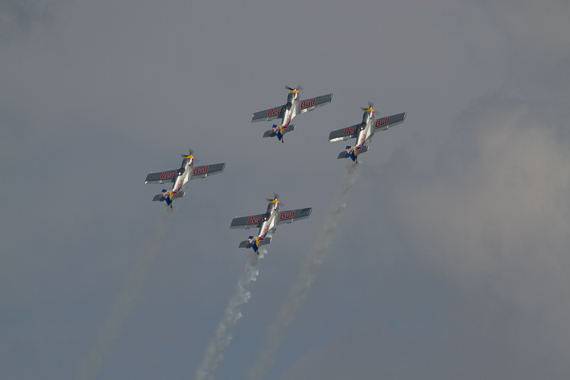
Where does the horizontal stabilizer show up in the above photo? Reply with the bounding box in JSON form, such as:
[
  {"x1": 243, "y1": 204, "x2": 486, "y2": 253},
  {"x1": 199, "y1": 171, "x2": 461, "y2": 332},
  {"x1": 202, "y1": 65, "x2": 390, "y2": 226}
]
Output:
[
  {"x1": 337, "y1": 146, "x2": 368, "y2": 159},
  {"x1": 238, "y1": 237, "x2": 272, "y2": 249},
  {"x1": 171, "y1": 191, "x2": 185, "y2": 199},
  {"x1": 282, "y1": 125, "x2": 295, "y2": 134},
  {"x1": 262, "y1": 125, "x2": 295, "y2": 138},
  {"x1": 152, "y1": 191, "x2": 185, "y2": 202},
  {"x1": 239, "y1": 240, "x2": 251, "y2": 249}
]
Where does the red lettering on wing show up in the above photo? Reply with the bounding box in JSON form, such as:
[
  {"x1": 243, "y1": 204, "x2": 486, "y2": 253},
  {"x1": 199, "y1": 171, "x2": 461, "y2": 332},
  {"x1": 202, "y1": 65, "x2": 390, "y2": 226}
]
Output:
[
  {"x1": 300, "y1": 98, "x2": 316, "y2": 109},
  {"x1": 193, "y1": 165, "x2": 209, "y2": 175},
  {"x1": 268, "y1": 108, "x2": 283, "y2": 116},
  {"x1": 375, "y1": 117, "x2": 389, "y2": 128},
  {"x1": 280, "y1": 211, "x2": 295, "y2": 220},
  {"x1": 344, "y1": 127, "x2": 358, "y2": 135},
  {"x1": 248, "y1": 216, "x2": 263, "y2": 224},
  {"x1": 160, "y1": 171, "x2": 177, "y2": 179}
]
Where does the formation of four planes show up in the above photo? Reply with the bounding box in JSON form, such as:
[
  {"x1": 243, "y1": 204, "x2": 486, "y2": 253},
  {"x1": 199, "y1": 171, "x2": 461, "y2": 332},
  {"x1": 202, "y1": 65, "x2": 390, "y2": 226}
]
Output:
[{"x1": 145, "y1": 86, "x2": 406, "y2": 254}]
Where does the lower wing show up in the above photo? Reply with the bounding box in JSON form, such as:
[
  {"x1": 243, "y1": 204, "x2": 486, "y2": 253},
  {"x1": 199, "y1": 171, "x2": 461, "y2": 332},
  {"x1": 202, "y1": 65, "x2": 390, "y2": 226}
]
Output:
[
  {"x1": 296, "y1": 93, "x2": 333, "y2": 115},
  {"x1": 145, "y1": 169, "x2": 177, "y2": 184},
  {"x1": 328, "y1": 123, "x2": 362, "y2": 142},
  {"x1": 230, "y1": 213, "x2": 266, "y2": 229},
  {"x1": 252, "y1": 105, "x2": 285, "y2": 122},
  {"x1": 276, "y1": 208, "x2": 312, "y2": 225},
  {"x1": 374, "y1": 112, "x2": 406, "y2": 131},
  {"x1": 190, "y1": 163, "x2": 226, "y2": 180}
]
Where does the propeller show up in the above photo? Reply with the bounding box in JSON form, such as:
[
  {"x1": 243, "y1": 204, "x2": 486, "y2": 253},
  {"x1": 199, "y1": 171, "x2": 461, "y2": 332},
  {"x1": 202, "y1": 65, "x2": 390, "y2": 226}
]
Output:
[
  {"x1": 181, "y1": 149, "x2": 199, "y2": 163},
  {"x1": 266, "y1": 193, "x2": 283, "y2": 208},
  {"x1": 285, "y1": 85, "x2": 303, "y2": 92},
  {"x1": 266, "y1": 192, "x2": 280, "y2": 202},
  {"x1": 360, "y1": 101, "x2": 375, "y2": 111},
  {"x1": 181, "y1": 148, "x2": 194, "y2": 158}
]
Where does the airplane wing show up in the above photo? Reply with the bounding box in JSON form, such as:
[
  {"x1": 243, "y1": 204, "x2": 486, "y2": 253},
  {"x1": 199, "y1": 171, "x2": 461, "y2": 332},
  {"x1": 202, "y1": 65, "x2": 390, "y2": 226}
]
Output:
[
  {"x1": 328, "y1": 123, "x2": 362, "y2": 142},
  {"x1": 374, "y1": 112, "x2": 406, "y2": 131},
  {"x1": 145, "y1": 169, "x2": 178, "y2": 184},
  {"x1": 190, "y1": 163, "x2": 226, "y2": 180},
  {"x1": 252, "y1": 105, "x2": 285, "y2": 123},
  {"x1": 276, "y1": 208, "x2": 312, "y2": 225},
  {"x1": 296, "y1": 94, "x2": 333, "y2": 115},
  {"x1": 230, "y1": 213, "x2": 266, "y2": 230}
]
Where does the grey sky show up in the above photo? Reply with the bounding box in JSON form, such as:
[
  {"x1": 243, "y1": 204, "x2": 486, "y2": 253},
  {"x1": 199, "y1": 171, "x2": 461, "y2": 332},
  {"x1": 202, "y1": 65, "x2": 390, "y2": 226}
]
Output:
[{"x1": 2, "y1": 1, "x2": 570, "y2": 379}]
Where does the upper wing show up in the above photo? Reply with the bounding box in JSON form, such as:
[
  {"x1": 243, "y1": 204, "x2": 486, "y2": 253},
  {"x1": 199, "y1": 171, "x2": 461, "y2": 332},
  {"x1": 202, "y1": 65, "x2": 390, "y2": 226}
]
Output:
[
  {"x1": 190, "y1": 163, "x2": 226, "y2": 180},
  {"x1": 230, "y1": 213, "x2": 266, "y2": 230},
  {"x1": 374, "y1": 112, "x2": 406, "y2": 131},
  {"x1": 296, "y1": 94, "x2": 333, "y2": 115},
  {"x1": 252, "y1": 105, "x2": 285, "y2": 123},
  {"x1": 328, "y1": 123, "x2": 362, "y2": 142},
  {"x1": 145, "y1": 169, "x2": 178, "y2": 184},
  {"x1": 276, "y1": 208, "x2": 312, "y2": 225}
]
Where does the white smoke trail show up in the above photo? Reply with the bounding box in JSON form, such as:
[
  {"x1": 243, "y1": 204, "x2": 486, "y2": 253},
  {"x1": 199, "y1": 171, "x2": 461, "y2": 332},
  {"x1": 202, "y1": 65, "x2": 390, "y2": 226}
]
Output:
[
  {"x1": 194, "y1": 249, "x2": 266, "y2": 380},
  {"x1": 76, "y1": 209, "x2": 176, "y2": 380},
  {"x1": 246, "y1": 162, "x2": 360, "y2": 380}
]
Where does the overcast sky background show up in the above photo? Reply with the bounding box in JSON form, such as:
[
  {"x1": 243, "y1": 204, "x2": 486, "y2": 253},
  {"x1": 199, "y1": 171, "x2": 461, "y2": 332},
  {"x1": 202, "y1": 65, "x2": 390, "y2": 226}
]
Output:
[{"x1": 2, "y1": 1, "x2": 570, "y2": 379}]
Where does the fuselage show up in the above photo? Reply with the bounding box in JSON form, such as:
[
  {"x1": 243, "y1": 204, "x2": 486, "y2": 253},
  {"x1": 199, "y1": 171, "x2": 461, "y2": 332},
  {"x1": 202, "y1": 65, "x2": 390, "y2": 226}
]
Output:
[
  {"x1": 256, "y1": 199, "x2": 280, "y2": 239},
  {"x1": 355, "y1": 108, "x2": 375, "y2": 149},
  {"x1": 170, "y1": 155, "x2": 194, "y2": 196},
  {"x1": 279, "y1": 90, "x2": 299, "y2": 128}
]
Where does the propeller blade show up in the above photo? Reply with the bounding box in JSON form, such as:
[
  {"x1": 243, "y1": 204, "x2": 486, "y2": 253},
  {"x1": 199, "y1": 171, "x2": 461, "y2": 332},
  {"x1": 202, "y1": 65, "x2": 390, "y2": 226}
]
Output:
[
  {"x1": 285, "y1": 85, "x2": 294, "y2": 91},
  {"x1": 285, "y1": 85, "x2": 303, "y2": 91},
  {"x1": 360, "y1": 102, "x2": 375, "y2": 111},
  {"x1": 182, "y1": 148, "x2": 195, "y2": 158}
]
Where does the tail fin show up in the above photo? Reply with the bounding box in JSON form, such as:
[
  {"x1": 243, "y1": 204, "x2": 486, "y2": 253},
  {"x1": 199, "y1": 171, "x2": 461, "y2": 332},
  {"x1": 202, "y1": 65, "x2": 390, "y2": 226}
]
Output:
[
  {"x1": 262, "y1": 125, "x2": 295, "y2": 140},
  {"x1": 238, "y1": 236, "x2": 272, "y2": 251},
  {"x1": 337, "y1": 145, "x2": 368, "y2": 161},
  {"x1": 152, "y1": 190, "x2": 185, "y2": 204}
]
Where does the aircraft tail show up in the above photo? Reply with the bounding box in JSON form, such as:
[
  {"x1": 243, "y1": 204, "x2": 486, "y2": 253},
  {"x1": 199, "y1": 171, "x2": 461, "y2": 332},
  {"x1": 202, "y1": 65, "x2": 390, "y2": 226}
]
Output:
[
  {"x1": 239, "y1": 236, "x2": 272, "y2": 253},
  {"x1": 337, "y1": 145, "x2": 368, "y2": 161},
  {"x1": 152, "y1": 189, "x2": 185, "y2": 205},
  {"x1": 263, "y1": 125, "x2": 295, "y2": 141}
]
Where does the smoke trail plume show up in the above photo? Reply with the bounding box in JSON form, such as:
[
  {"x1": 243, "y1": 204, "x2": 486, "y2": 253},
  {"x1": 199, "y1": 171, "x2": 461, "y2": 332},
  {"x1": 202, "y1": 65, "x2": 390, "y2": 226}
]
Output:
[
  {"x1": 246, "y1": 162, "x2": 360, "y2": 380},
  {"x1": 76, "y1": 209, "x2": 175, "y2": 380},
  {"x1": 194, "y1": 249, "x2": 266, "y2": 380}
]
